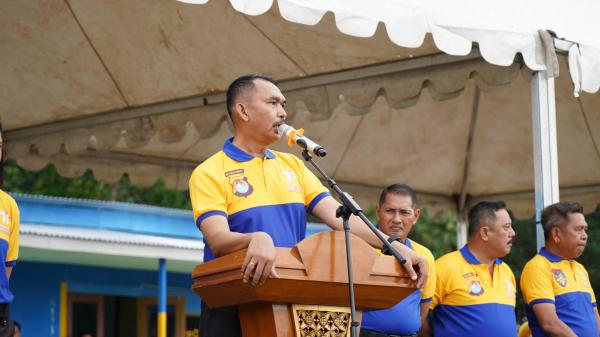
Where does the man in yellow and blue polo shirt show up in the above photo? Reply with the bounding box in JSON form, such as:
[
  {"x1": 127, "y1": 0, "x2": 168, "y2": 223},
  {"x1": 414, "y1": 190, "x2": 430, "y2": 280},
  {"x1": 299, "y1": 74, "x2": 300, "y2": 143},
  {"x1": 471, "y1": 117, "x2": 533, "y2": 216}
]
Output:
[
  {"x1": 431, "y1": 201, "x2": 517, "y2": 337},
  {"x1": 520, "y1": 202, "x2": 600, "y2": 337},
  {"x1": 0, "y1": 122, "x2": 20, "y2": 335},
  {"x1": 360, "y1": 184, "x2": 435, "y2": 337},
  {"x1": 189, "y1": 74, "x2": 429, "y2": 337}
]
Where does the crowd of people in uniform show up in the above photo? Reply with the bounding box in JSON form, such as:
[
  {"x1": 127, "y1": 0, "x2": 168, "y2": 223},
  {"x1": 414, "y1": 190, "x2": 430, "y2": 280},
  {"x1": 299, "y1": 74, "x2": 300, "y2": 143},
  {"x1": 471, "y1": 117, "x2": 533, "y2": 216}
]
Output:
[
  {"x1": 359, "y1": 184, "x2": 598, "y2": 337},
  {"x1": 191, "y1": 74, "x2": 599, "y2": 337}
]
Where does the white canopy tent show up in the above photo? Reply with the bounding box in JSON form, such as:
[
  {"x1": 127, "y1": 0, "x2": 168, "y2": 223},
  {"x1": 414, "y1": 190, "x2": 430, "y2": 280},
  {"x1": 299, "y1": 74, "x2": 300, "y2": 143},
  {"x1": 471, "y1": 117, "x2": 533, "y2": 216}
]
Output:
[
  {"x1": 179, "y1": 0, "x2": 600, "y2": 247},
  {"x1": 2, "y1": 0, "x2": 600, "y2": 248}
]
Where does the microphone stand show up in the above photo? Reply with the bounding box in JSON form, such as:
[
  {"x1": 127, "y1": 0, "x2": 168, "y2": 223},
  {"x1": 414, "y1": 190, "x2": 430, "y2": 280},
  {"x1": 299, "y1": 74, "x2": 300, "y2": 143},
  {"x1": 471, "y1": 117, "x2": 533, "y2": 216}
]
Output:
[{"x1": 300, "y1": 150, "x2": 407, "y2": 337}]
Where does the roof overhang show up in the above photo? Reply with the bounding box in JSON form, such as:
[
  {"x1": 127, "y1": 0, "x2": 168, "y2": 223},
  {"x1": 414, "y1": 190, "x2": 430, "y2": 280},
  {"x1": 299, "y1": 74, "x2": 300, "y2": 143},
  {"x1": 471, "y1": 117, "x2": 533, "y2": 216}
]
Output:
[{"x1": 20, "y1": 224, "x2": 204, "y2": 273}]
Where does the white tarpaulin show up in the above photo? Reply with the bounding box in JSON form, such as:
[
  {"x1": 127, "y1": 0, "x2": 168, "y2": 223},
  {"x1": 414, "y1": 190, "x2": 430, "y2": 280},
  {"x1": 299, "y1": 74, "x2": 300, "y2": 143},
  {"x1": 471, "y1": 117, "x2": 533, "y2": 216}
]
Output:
[{"x1": 180, "y1": 0, "x2": 600, "y2": 94}]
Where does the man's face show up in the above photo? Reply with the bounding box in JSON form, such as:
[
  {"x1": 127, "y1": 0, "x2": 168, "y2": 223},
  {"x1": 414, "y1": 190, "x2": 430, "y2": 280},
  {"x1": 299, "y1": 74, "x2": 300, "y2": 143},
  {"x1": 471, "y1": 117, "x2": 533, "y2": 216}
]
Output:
[
  {"x1": 484, "y1": 209, "x2": 515, "y2": 258},
  {"x1": 241, "y1": 79, "x2": 287, "y2": 145},
  {"x1": 376, "y1": 193, "x2": 420, "y2": 240},
  {"x1": 556, "y1": 212, "x2": 588, "y2": 259}
]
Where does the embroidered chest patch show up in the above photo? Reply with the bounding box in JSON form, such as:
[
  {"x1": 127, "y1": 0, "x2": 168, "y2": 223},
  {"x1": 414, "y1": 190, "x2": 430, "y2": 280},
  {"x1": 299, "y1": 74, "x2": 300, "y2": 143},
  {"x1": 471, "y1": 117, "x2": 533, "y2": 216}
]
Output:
[
  {"x1": 468, "y1": 279, "x2": 485, "y2": 296},
  {"x1": 0, "y1": 210, "x2": 10, "y2": 235},
  {"x1": 229, "y1": 175, "x2": 254, "y2": 198},
  {"x1": 283, "y1": 169, "x2": 301, "y2": 193},
  {"x1": 552, "y1": 269, "x2": 568, "y2": 287}
]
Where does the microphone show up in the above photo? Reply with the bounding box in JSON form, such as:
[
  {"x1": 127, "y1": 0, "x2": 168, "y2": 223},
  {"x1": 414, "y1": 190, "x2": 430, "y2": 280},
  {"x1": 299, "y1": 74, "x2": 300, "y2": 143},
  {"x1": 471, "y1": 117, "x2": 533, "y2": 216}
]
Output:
[{"x1": 278, "y1": 124, "x2": 327, "y2": 157}]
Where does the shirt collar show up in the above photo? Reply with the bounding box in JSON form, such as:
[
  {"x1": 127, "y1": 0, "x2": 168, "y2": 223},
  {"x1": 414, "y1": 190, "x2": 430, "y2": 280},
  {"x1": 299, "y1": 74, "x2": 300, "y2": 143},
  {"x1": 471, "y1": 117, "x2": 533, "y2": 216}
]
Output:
[
  {"x1": 539, "y1": 247, "x2": 566, "y2": 262},
  {"x1": 222, "y1": 137, "x2": 276, "y2": 162},
  {"x1": 404, "y1": 238, "x2": 413, "y2": 250},
  {"x1": 460, "y1": 245, "x2": 502, "y2": 265}
]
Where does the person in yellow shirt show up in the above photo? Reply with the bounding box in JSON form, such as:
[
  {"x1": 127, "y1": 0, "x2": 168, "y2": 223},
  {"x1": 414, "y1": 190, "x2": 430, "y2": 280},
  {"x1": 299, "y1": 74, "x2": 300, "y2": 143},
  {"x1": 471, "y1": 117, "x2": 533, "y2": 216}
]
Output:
[
  {"x1": 0, "y1": 121, "x2": 20, "y2": 337},
  {"x1": 360, "y1": 184, "x2": 436, "y2": 337},
  {"x1": 189, "y1": 75, "x2": 428, "y2": 337},
  {"x1": 520, "y1": 202, "x2": 599, "y2": 337},
  {"x1": 431, "y1": 201, "x2": 517, "y2": 337}
]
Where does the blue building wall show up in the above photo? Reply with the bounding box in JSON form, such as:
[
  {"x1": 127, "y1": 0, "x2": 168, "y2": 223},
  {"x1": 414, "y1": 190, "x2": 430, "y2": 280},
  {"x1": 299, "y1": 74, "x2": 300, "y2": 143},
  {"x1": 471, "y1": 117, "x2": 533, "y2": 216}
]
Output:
[
  {"x1": 11, "y1": 261, "x2": 200, "y2": 337},
  {"x1": 9, "y1": 194, "x2": 331, "y2": 336}
]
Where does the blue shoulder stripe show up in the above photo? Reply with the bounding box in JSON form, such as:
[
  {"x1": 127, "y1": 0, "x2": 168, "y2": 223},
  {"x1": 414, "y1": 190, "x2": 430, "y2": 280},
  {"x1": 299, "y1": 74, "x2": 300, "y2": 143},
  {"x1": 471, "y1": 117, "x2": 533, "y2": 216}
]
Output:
[
  {"x1": 529, "y1": 298, "x2": 555, "y2": 306},
  {"x1": 307, "y1": 192, "x2": 330, "y2": 214},
  {"x1": 196, "y1": 211, "x2": 227, "y2": 228}
]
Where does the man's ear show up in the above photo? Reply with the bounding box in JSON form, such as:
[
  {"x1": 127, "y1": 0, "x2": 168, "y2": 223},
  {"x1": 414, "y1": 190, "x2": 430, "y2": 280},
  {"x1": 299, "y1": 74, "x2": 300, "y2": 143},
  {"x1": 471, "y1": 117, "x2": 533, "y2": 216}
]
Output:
[
  {"x1": 233, "y1": 103, "x2": 250, "y2": 122},
  {"x1": 479, "y1": 226, "x2": 490, "y2": 241},
  {"x1": 414, "y1": 208, "x2": 421, "y2": 222},
  {"x1": 552, "y1": 227, "x2": 561, "y2": 244}
]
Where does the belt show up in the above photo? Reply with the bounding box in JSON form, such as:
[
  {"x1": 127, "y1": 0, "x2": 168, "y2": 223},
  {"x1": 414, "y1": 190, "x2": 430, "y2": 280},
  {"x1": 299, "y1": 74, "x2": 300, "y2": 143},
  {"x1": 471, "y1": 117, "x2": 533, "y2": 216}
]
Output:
[{"x1": 360, "y1": 328, "x2": 417, "y2": 337}]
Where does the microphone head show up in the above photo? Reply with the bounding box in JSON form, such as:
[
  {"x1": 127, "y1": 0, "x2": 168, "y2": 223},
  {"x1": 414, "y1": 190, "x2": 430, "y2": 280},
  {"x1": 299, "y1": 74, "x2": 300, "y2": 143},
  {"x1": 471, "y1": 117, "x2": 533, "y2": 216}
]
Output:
[{"x1": 277, "y1": 123, "x2": 293, "y2": 137}]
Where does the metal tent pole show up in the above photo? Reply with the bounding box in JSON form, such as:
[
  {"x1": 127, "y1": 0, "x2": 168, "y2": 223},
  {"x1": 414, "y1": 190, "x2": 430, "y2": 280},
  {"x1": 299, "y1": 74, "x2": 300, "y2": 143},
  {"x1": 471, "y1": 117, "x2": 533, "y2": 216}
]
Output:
[{"x1": 531, "y1": 70, "x2": 560, "y2": 250}]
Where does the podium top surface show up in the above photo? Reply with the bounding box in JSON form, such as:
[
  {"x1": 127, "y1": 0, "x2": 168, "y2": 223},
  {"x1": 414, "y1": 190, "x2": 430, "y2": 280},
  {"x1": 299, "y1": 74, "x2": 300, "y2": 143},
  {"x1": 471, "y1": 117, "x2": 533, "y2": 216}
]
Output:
[{"x1": 192, "y1": 231, "x2": 418, "y2": 309}]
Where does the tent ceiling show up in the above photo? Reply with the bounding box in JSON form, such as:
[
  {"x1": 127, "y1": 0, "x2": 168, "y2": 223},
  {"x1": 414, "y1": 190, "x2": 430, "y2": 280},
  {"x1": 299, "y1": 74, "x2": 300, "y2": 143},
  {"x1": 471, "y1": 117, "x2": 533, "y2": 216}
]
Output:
[
  {"x1": 198, "y1": 0, "x2": 600, "y2": 94},
  {"x1": 2, "y1": 1, "x2": 600, "y2": 218}
]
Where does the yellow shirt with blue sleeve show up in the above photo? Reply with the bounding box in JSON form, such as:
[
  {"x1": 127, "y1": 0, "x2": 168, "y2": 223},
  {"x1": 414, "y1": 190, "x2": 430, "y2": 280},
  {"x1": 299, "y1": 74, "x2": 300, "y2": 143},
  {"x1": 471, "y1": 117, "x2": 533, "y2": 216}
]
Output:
[
  {"x1": 520, "y1": 247, "x2": 598, "y2": 337},
  {"x1": 0, "y1": 190, "x2": 19, "y2": 303},
  {"x1": 189, "y1": 137, "x2": 330, "y2": 262},
  {"x1": 431, "y1": 245, "x2": 517, "y2": 337},
  {"x1": 361, "y1": 238, "x2": 436, "y2": 335}
]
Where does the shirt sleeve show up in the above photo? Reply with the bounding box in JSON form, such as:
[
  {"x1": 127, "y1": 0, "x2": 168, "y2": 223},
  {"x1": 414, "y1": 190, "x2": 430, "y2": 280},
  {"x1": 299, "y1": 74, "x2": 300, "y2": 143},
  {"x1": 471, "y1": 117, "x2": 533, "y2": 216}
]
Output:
[
  {"x1": 588, "y1": 277, "x2": 596, "y2": 306},
  {"x1": 520, "y1": 261, "x2": 555, "y2": 306},
  {"x1": 431, "y1": 258, "x2": 445, "y2": 309},
  {"x1": 297, "y1": 158, "x2": 329, "y2": 214},
  {"x1": 6, "y1": 198, "x2": 19, "y2": 265},
  {"x1": 580, "y1": 266, "x2": 596, "y2": 306},
  {"x1": 189, "y1": 166, "x2": 228, "y2": 228},
  {"x1": 421, "y1": 249, "x2": 436, "y2": 303}
]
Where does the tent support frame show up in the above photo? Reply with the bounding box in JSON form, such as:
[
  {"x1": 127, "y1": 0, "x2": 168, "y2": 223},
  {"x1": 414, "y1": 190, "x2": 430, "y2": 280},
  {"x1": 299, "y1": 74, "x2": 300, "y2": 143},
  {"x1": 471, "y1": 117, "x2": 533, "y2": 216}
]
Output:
[{"x1": 531, "y1": 70, "x2": 560, "y2": 250}]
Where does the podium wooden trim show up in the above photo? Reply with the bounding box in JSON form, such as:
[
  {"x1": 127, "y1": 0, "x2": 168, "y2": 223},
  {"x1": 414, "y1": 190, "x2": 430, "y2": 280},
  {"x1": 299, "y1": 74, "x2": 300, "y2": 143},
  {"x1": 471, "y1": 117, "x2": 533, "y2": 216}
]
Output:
[{"x1": 192, "y1": 231, "x2": 416, "y2": 337}]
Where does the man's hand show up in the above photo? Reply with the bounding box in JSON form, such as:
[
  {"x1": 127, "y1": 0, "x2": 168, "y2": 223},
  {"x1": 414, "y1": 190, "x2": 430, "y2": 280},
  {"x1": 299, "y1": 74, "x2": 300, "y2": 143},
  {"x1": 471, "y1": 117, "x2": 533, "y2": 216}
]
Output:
[
  {"x1": 391, "y1": 240, "x2": 428, "y2": 289},
  {"x1": 241, "y1": 232, "x2": 280, "y2": 286},
  {"x1": 200, "y1": 216, "x2": 280, "y2": 286}
]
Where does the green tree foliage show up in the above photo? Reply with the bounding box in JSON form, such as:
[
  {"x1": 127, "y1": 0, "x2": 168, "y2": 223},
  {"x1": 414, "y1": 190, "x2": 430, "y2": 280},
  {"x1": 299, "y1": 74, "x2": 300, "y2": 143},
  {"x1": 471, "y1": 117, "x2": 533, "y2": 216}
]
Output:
[{"x1": 2, "y1": 161, "x2": 191, "y2": 209}]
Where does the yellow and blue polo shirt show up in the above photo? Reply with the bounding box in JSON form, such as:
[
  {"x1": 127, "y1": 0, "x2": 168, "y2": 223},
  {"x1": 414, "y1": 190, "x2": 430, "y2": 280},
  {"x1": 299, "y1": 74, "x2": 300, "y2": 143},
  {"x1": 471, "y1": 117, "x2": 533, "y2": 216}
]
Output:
[
  {"x1": 431, "y1": 245, "x2": 517, "y2": 337},
  {"x1": 189, "y1": 137, "x2": 330, "y2": 262},
  {"x1": 361, "y1": 238, "x2": 436, "y2": 335},
  {"x1": 520, "y1": 247, "x2": 598, "y2": 337},
  {"x1": 0, "y1": 189, "x2": 19, "y2": 303}
]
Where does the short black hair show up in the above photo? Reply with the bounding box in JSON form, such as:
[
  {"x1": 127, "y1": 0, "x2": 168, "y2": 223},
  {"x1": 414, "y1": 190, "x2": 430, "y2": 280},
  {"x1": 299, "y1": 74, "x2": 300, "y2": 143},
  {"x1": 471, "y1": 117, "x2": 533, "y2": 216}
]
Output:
[
  {"x1": 467, "y1": 201, "x2": 507, "y2": 236},
  {"x1": 378, "y1": 183, "x2": 418, "y2": 208},
  {"x1": 541, "y1": 201, "x2": 584, "y2": 241},
  {"x1": 226, "y1": 74, "x2": 276, "y2": 120}
]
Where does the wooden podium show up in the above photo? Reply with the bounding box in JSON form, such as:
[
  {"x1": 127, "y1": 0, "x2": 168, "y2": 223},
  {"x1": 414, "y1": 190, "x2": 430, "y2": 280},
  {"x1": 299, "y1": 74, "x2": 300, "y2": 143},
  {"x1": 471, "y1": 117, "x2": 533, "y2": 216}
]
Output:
[{"x1": 192, "y1": 231, "x2": 416, "y2": 337}]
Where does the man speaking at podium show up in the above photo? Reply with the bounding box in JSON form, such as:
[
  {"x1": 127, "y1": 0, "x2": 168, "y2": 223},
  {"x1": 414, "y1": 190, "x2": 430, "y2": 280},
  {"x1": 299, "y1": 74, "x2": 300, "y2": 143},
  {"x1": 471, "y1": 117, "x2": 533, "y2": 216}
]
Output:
[{"x1": 189, "y1": 74, "x2": 429, "y2": 337}]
